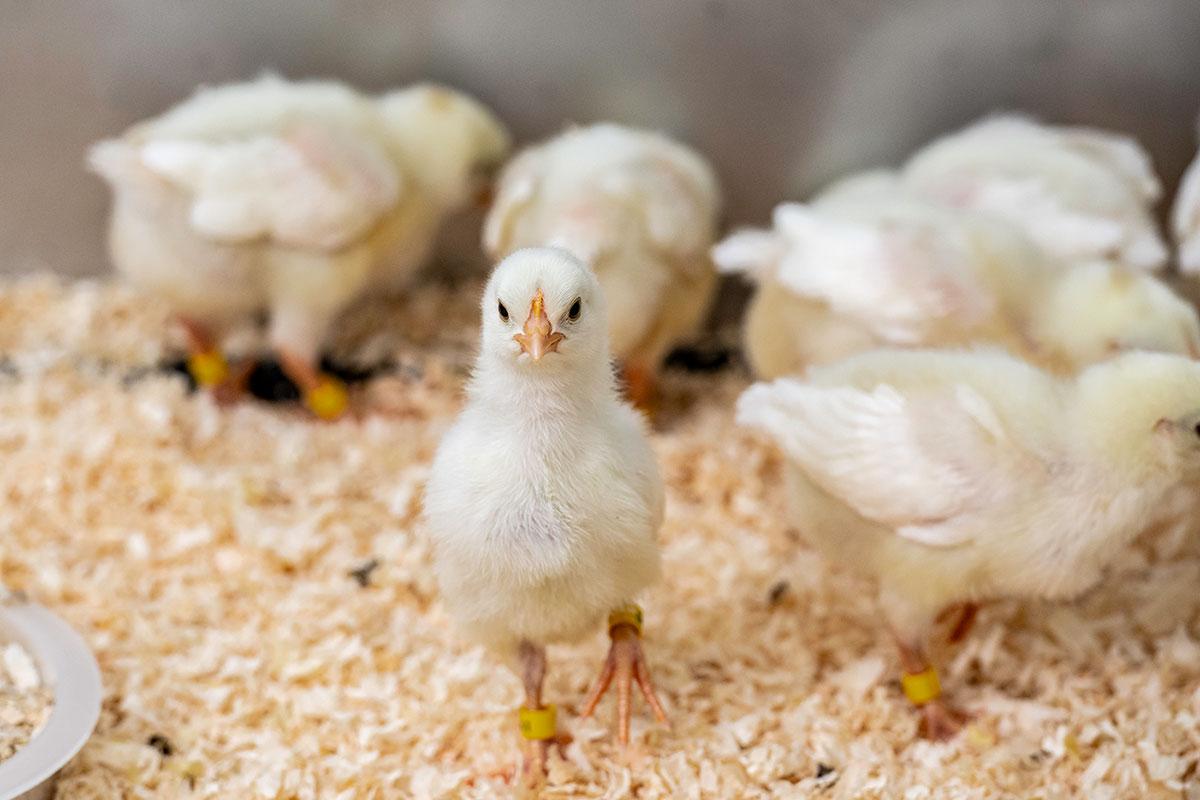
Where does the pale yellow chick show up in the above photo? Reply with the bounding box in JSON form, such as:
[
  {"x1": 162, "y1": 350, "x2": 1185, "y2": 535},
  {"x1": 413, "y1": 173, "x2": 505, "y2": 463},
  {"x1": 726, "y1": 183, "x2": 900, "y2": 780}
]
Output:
[
  {"x1": 903, "y1": 114, "x2": 1167, "y2": 270},
  {"x1": 483, "y1": 123, "x2": 721, "y2": 410},
  {"x1": 717, "y1": 176, "x2": 1198, "y2": 379},
  {"x1": 714, "y1": 177, "x2": 1049, "y2": 378},
  {"x1": 90, "y1": 75, "x2": 509, "y2": 417},
  {"x1": 739, "y1": 348, "x2": 1200, "y2": 738}
]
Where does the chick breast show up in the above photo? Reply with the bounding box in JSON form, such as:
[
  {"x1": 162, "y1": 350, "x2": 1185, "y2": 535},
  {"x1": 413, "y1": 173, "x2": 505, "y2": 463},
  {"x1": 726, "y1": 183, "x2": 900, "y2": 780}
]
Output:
[{"x1": 424, "y1": 402, "x2": 663, "y2": 654}]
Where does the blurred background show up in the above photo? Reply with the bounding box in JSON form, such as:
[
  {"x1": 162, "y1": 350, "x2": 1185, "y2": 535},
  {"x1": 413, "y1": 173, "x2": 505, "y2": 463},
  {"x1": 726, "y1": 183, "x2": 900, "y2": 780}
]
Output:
[{"x1": 2, "y1": 0, "x2": 1198, "y2": 277}]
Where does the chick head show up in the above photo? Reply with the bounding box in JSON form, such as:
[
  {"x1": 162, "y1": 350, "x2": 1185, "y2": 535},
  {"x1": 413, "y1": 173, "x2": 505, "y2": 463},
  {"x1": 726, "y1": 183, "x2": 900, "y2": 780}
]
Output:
[
  {"x1": 377, "y1": 83, "x2": 511, "y2": 208},
  {"x1": 1033, "y1": 262, "x2": 1200, "y2": 368},
  {"x1": 481, "y1": 247, "x2": 608, "y2": 373},
  {"x1": 1076, "y1": 351, "x2": 1200, "y2": 480}
]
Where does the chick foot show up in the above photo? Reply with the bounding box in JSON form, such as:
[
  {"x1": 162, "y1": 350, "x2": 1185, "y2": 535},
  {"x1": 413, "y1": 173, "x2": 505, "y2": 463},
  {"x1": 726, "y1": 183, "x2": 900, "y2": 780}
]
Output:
[
  {"x1": 277, "y1": 348, "x2": 349, "y2": 420},
  {"x1": 919, "y1": 699, "x2": 969, "y2": 741},
  {"x1": 579, "y1": 605, "x2": 669, "y2": 745},
  {"x1": 896, "y1": 638, "x2": 968, "y2": 741},
  {"x1": 178, "y1": 316, "x2": 250, "y2": 403}
]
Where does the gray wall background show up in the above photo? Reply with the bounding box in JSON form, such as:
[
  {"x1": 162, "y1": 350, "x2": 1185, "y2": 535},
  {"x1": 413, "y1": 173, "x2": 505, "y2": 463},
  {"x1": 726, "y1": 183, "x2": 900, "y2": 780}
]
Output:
[{"x1": 2, "y1": 0, "x2": 1199, "y2": 277}]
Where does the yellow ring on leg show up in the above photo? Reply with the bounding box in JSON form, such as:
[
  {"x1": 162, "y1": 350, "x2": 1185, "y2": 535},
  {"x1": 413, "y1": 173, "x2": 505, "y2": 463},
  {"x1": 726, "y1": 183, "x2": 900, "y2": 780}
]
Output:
[
  {"x1": 518, "y1": 704, "x2": 556, "y2": 740},
  {"x1": 305, "y1": 376, "x2": 348, "y2": 420},
  {"x1": 607, "y1": 603, "x2": 644, "y2": 636},
  {"x1": 901, "y1": 667, "x2": 941, "y2": 706},
  {"x1": 187, "y1": 350, "x2": 229, "y2": 388}
]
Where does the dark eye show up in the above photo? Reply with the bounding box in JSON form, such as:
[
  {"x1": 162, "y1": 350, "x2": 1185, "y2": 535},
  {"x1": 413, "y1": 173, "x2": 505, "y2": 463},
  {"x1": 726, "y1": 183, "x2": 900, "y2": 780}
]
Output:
[
  {"x1": 1193, "y1": 422, "x2": 1200, "y2": 439},
  {"x1": 498, "y1": 301, "x2": 509, "y2": 321},
  {"x1": 568, "y1": 298, "x2": 582, "y2": 321}
]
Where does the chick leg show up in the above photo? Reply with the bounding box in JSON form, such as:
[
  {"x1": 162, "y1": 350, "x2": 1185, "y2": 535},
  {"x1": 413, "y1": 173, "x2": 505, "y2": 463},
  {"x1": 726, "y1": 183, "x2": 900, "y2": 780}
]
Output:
[
  {"x1": 269, "y1": 307, "x2": 348, "y2": 420},
  {"x1": 176, "y1": 316, "x2": 252, "y2": 404},
  {"x1": 945, "y1": 602, "x2": 980, "y2": 645},
  {"x1": 620, "y1": 361, "x2": 658, "y2": 416},
  {"x1": 579, "y1": 605, "x2": 669, "y2": 746},
  {"x1": 895, "y1": 637, "x2": 967, "y2": 741},
  {"x1": 517, "y1": 640, "x2": 552, "y2": 783}
]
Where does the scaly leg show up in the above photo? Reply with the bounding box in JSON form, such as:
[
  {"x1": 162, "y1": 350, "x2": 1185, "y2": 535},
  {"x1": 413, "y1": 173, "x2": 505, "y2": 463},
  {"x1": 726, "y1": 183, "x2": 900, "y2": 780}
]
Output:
[
  {"x1": 579, "y1": 605, "x2": 669, "y2": 746},
  {"x1": 895, "y1": 636, "x2": 967, "y2": 740},
  {"x1": 620, "y1": 361, "x2": 658, "y2": 417},
  {"x1": 517, "y1": 640, "x2": 553, "y2": 785},
  {"x1": 946, "y1": 602, "x2": 979, "y2": 644}
]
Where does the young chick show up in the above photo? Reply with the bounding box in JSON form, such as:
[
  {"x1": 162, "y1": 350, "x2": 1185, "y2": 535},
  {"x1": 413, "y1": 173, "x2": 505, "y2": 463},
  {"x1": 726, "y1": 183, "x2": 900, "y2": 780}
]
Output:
[
  {"x1": 713, "y1": 184, "x2": 1048, "y2": 378},
  {"x1": 423, "y1": 248, "x2": 668, "y2": 779},
  {"x1": 738, "y1": 348, "x2": 1200, "y2": 738},
  {"x1": 483, "y1": 124, "x2": 721, "y2": 411},
  {"x1": 90, "y1": 75, "x2": 509, "y2": 418},
  {"x1": 1172, "y1": 133, "x2": 1200, "y2": 273},
  {"x1": 903, "y1": 114, "x2": 1167, "y2": 271}
]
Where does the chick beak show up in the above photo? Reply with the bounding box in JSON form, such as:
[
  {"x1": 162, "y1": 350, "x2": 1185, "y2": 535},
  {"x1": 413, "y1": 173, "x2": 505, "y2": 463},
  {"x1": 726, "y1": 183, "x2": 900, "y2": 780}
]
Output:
[{"x1": 514, "y1": 290, "x2": 565, "y2": 361}]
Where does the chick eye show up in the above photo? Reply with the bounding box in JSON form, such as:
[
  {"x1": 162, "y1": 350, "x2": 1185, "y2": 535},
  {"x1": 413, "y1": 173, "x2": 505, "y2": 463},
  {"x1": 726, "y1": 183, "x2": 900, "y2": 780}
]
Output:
[
  {"x1": 568, "y1": 298, "x2": 582, "y2": 321},
  {"x1": 498, "y1": 301, "x2": 509, "y2": 322},
  {"x1": 1193, "y1": 422, "x2": 1200, "y2": 439}
]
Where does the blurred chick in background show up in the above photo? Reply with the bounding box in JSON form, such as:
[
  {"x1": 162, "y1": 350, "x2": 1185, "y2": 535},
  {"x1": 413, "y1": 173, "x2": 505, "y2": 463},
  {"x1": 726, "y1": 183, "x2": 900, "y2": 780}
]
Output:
[
  {"x1": 903, "y1": 114, "x2": 1167, "y2": 271},
  {"x1": 424, "y1": 248, "x2": 668, "y2": 781},
  {"x1": 715, "y1": 175, "x2": 1198, "y2": 378},
  {"x1": 90, "y1": 75, "x2": 509, "y2": 418},
  {"x1": 483, "y1": 123, "x2": 721, "y2": 412},
  {"x1": 738, "y1": 348, "x2": 1200, "y2": 739},
  {"x1": 714, "y1": 177, "x2": 1045, "y2": 377},
  {"x1": 1171, "y1": 125, "x2": 1200, "y2": 273}
]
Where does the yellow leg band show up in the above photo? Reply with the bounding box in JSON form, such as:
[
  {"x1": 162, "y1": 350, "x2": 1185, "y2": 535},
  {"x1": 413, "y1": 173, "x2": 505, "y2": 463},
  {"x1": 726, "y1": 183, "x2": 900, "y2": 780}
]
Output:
[
  {"x1": 187, "y1": 350, "x2": 229, "y2": 388},
  {"x1": 608, "y1": 603, "x2": 644, "y2": 636},
  {"x1": 305, "y1": 376, "x2": 349, "y2": 420},
  {"x1": 518, "y1": 704, "x2": 556, "y2": 740},
  {"x1": 901, "y1": 667, "x2": 941, "y2": 706}
]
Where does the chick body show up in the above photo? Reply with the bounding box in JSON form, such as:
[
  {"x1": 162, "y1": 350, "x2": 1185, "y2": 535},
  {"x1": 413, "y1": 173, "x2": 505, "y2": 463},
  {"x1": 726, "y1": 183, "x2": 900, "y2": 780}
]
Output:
[
  {"x1": 424, "y1": 248, "x2": 667, "y2": 767},
  {"x1": 90, "y1": 75, "x2": 509, "y2": 411},
  {"x1": 716, "y1": 180, "x2": 1048, "y2": 378},
  {"x1": 739, "y1": 348, "x2": 1200, "y2": 735},
  {"x1": 484, "y1": 124, "x2": 720, "y2": 407}
]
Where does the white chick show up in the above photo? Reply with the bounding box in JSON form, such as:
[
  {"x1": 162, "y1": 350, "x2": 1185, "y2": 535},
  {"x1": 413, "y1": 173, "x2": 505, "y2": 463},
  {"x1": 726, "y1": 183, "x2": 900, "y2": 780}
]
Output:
[
  {"x1": 1171, "y1": 134, "x2": 1200, "y2": 273},
  {"x1": 903, "y1": 114, "x2": 1167, "y2": 271},
  {"x1": 713, "y1": 182, "x2": 1049, "y2": 378},
  {"x1": 718, "y1": 176, "x2": 1198, "y2": 379},
  {"x1": 90, "y1": 75, "x2": 509, "y2": 418},
  {"x1": 738, "y1": 348, "x2": 1200, "y2": 738},
  {"x1": 483, "y1": 123, "x2": 721, "y2": 411},
  {"x1": 423, "y1": 248, "x2": 668, "y2": 779}
]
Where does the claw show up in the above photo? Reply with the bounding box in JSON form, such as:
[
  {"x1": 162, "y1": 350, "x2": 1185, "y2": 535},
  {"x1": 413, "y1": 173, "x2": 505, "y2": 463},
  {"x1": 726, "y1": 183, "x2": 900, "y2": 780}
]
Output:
[{"x1": 579, "y1": 621, "x2": 669, "y2": 746}]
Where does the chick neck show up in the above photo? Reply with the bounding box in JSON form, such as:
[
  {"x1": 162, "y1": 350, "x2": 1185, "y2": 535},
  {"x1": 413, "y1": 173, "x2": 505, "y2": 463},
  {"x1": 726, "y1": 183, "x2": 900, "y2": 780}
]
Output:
[{"x1": 469, "y1": 350, "x2": 618, "y2": 425}]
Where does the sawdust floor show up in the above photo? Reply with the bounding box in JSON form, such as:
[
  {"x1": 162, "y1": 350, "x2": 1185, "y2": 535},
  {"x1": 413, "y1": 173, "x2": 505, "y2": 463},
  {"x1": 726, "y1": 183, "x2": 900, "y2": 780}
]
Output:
[{"x1": 1, "y1": 274, "x2": 1199, "y2": 800}]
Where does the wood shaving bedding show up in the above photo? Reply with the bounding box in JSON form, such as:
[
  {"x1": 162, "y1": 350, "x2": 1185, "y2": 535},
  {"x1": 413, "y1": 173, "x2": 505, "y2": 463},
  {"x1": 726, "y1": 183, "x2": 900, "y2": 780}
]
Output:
[
  {"x1": 0, "y1": 273, "x2": 1196, "y2": 798},
  {"x1": 0, "y1": 640, "x2": 52, "y2": 762}
]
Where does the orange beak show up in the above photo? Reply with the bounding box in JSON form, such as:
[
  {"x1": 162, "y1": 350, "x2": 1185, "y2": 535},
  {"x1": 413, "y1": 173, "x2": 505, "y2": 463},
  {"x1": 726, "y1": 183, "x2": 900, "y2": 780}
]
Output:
[{"x1": 513, "y1": 289, "x2": 565, "y2": 361}]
